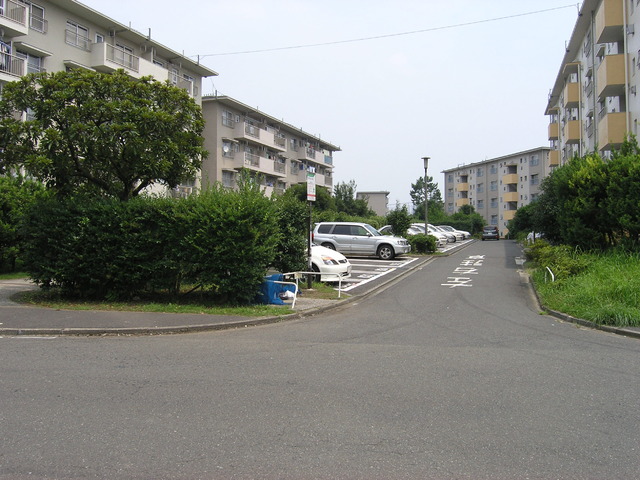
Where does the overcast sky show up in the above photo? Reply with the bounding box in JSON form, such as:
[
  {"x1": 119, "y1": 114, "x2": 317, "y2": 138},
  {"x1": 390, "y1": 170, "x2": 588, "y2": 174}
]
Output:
[{"x1": 82, "y1": 0, "x2": 579, "y2": 210}]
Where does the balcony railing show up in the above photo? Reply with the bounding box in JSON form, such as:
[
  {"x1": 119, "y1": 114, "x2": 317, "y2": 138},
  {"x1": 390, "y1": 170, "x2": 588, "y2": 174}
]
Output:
[
  {"x1": 0, "y1": 52, "x2": 24, "y2": 77},
  {"x1": 107, "y1": 44, "x2": 139, "y2": 72},
  {"x1": 0, "y1": 0, "x2": 27, "y2": 36},
  {"x1": 244, "y1": 152, "x2": 260, "y2": 168}
]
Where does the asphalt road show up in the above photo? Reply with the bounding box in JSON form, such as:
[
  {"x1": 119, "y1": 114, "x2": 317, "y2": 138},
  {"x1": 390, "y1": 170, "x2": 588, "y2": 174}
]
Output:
[{"x1": 1, "y1": 240, "x2": 639, "y2": 479}]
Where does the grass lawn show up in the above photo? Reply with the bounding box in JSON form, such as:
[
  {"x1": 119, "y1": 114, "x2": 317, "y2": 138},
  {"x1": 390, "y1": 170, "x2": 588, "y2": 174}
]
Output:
[
  {"x1": 531, "y1": 250, "x2": 640, "y2": 327},
  {"x1": 12, "y1": 280, "x2": 342, "y2": 317}
]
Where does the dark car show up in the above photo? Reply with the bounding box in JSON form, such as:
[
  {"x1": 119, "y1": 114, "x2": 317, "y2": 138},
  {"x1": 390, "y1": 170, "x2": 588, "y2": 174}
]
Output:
[{"x1": 481, "y1": 226, "x2": 499, "y2": 241}]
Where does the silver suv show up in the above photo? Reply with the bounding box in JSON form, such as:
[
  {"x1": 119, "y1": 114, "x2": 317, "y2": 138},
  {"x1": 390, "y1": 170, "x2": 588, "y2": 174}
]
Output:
[{"x1": 313, "y1": 222, "x2": 411, "y2": 260}]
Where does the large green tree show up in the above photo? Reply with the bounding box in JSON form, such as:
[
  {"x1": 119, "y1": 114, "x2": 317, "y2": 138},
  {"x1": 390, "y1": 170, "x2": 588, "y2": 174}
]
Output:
[
  {"x1": 333, "y1": 180, "x2": 374, "y2": 217},
  {"x1": 0, "y1": 69, "x2": 206, "y2": 200},
  {"x1": 410, "y1": 175, "x2": 444, "y2": 221}
]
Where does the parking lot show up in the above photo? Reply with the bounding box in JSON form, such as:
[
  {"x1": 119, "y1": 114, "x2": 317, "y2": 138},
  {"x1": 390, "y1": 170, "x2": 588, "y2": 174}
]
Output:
[{"x1": 338, "y1": 238, "x2": 474, "y2": 292}]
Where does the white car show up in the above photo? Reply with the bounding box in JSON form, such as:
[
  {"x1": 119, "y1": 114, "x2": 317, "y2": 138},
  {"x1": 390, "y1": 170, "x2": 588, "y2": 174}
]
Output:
[
  {"x1": 439, "y1": 225, "x2": 471, "y2": 240},
  {"x1": 429, "y1": 224, "x2": 456, "y2": 243},
  {"x1": 411, "y1": 223, "x2": 447, "y2": 248},
  {"x1": 311, "y1": 244, "x2": 352, "y2": 282}
]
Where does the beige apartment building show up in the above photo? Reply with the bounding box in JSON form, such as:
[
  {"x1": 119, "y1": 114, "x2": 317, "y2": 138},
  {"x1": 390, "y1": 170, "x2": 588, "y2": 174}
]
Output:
[
  {"x1": 0, "y1": 0, "x2": 215, "y2": 100},
  {"x1": 442, "y1": 148, "x2": 551, "y2": 237},
  {"x1": 356, "y1": 191, "x2": 389, "y2": 216},
  {"x1": 546, "y1": 0, "x2": 640, "y2": 163},
  {"x1": 200, "y1": 96, "x2": 340, "y2": 197}
]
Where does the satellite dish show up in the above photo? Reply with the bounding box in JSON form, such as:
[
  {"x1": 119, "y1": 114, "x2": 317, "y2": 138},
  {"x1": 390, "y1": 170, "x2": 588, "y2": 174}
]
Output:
[{"x1": 223, "y1": 145, "x2": 230, "y2": 153}]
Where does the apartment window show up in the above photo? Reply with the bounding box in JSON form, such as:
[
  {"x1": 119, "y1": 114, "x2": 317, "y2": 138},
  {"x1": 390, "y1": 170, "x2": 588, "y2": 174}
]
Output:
[
  {"x1": 477, "y1": 183, "x2": 484, "y2": 193},
  {"x1": 222, "y1": 171, "x2": 234, "y2": 188},
  {"x1": 447, "y1": 188, "x2": 454, "y2": 197},
  {"x1": 448, "y1": 174, "x2": 453, "y2": 183},
  {"x1": 490, "y1": 180, "x2": 497, "y2": 191},
  {"x1": 66, "y1": 20, "x2": 90, "y2": 50},
  {"x1": 490, "y1": 164, "x2": 498, "y2": 175},
  {"x1": 490, "y1": 215, "x2": 498, "y2": 226},
  {"x1": 530, "y1": 155, "x2": 539, "y2": 166},
  {"x1": 23, "y1": 2, "x2": 46, "y2": 33},
  {"x1": 16, "y1": 50, "x2": 42, "y2": 74},
  {"x1": 221, "y1": 110, "x2": 234, "y2": 128},
  {"x1": 477, "y1": 168, "x2": 483, "y2": 177},
  {"x1": 477, "y1": 199, "x2": 484, "y2": 209},
  {"x1": 222, "y1": 141, "x2": 235, "y2": 158},
  {"x1": 530, "y1": 174, "x2": 539, "y2": 186},
  {"x1": 490, "y1": 198, "x2": 498, "y2": 208},
  {"x1": 95, "y1": 33, "x2": 104, "y2": 43}
]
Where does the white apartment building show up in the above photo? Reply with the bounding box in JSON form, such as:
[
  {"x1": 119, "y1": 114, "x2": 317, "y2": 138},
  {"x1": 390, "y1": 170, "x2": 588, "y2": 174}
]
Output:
[
  {"x1": 442, "y1": 147, "x2": 551, "y2": 237},
  {"x1": 201, "y1": 95, "x2": 340, "y2": 197},
  {"x1": 546, "y1": 0, "x2": 640, "y2": 163}
]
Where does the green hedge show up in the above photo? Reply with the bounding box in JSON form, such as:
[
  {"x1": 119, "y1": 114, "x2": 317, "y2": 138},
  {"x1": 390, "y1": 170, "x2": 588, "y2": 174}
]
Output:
[{"x1": 20, "y1": 185, "x2": 282, "y2": 304}]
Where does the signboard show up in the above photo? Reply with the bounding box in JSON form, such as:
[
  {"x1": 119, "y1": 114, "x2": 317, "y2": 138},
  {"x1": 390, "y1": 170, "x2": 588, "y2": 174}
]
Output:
[{"x1": 307, "y1": 172, "x2": 316, "y2": 202}]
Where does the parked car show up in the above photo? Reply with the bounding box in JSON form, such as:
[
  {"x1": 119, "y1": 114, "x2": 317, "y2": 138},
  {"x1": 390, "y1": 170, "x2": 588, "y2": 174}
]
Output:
[
  {"x1": 482, "y1": 226, "x2": 499, "y2": 241},
  {"x1": 410, "y1": 223, "x2": 448, "y2": 248},
  {"x1": 438, "y1": 225, "x2": 470, "y2": 240},
  {"x1": 379, "y1": 225, "x2": 424, "y2": 236},
  {"x1": 310, "y1": 244, "x2": 352, "y2": 282},
  {"x1": 313, "y1": 222, "x2": 411, "y2": 260},
  {"x1": 429, "y1": 224, "x2": 456, "y2": 243}
]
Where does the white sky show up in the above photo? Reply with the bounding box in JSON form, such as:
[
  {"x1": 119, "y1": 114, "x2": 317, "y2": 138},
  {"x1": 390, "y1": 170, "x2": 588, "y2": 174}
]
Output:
[{"x1": 81, "y1": 0, "x2": 579, "y2": 210}]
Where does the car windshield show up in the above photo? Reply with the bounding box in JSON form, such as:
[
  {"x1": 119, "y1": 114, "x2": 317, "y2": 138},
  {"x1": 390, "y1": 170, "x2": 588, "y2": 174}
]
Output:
[{"x1": 364, "y1": 224, "x2": 382, "y2": 236}]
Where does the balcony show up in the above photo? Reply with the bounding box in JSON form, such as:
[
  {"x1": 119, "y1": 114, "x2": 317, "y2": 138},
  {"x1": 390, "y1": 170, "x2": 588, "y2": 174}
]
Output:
[
  {"x1": 549, "y1": 150, "x2": 560, "y2": 166},
  {"x1": 90, "y1": 42, "x2": 170, "y2": 81},
  {"x1": 597, "y1": 54, "x2": 626, "y2": 99},
  {"x1": 234, "y1": 152, "x2": 287, "y2": 178},
  {"x1": 232, "y1": 122, "x2": 287, "y2": 152},
  {"x1": 563, "y1": 120, "x2": 581, "y2": 144},
  {"x1": 548, "y1": 122, "x2": 559, "y2": 140},
  {"x1": 0, "y1": 52, "x2": 24, "y2": 82},
  {"x1": 503, "y1": 192, "x2": 519, "y2": 202},
  {"x1": 456, "y1": 198, "x2": 470, "y2": 207},
  {"x1": 502, "y1": 174, "x2": 518, "y2": 185},
  {"x1": 0, "y1": 0, "x2": 28, "y2": 37},
  {"x1": 298, "y1": 147, "x2": 324, "y2": 164},
  {"x1": 563, "y1": 82, "x2": 580, "y2": 107},
  {"x1": 598, "y1": 111, "x2": 627, "y2": 150},
  {"x1": 595, "y1": 0, "x2": 624, "y2": 44},
  {"x1": 503, "y1": 210, "x2": 516, "y2": 221},
  {"x1": 456, "y1": 182, "x2": 469, "y2": 192}
]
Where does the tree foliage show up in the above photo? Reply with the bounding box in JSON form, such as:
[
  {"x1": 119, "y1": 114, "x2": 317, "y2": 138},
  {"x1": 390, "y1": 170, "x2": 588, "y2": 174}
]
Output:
[
  {"x1": 0, "y1": 176, "x2": 48, "y2": 272},
  {"x1": 334, "y1": 180, "x2": 374, "y2": 217},
  {"x1": 0, "y1": 69, "x2": 206, "y2": 200},
  {"x1": 525, "y1": 137, "x2": 640, "y2": 250},
  {"x1": 385, "y1": 204, "x2": 412, "y2": 237},
  {"x1": 410, "y1": 175, "x2": 444, "y2": 221}
]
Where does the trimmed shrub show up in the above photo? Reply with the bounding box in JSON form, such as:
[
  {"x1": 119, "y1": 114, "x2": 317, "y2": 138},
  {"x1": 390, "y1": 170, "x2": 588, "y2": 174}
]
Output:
[{"x1": 409, "y1": 233, "x2": 437, "y2": 254}]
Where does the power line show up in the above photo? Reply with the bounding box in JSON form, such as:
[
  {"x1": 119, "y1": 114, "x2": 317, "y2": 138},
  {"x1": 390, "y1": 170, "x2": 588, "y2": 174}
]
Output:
[{"x1": 198, "y1": 4, "x2": 578, "y2": 58}]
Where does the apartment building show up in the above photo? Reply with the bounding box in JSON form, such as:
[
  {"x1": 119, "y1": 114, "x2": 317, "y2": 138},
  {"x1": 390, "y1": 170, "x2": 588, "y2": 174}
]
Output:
[
  {"x1": 0, "y1": 0, "x2": 216, "y2": 101},
  {"x1": 200, "y1": 95, "x2": 340, "y2": 197},
  {"x1": 442, "y1": 147, "x2": 551, "y2": 237},
  {"x1": 356, "y1": 191, "x2": 389, "y2": 216},
  {"x1": 546, "y1": 0, "x2": 640, "y2": 163}
]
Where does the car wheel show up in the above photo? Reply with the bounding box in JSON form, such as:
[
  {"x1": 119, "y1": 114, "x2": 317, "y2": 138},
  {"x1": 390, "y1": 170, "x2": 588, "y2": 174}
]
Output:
[
  {"x1": 321, "y1": 242, "x2": 335, "y2": 250},
  {"x1": 311, "y1": 263, "x2": 321, "y2": 282},
  {"x1": 377, "y1": 244, "x2": 394, "y2": 260}
]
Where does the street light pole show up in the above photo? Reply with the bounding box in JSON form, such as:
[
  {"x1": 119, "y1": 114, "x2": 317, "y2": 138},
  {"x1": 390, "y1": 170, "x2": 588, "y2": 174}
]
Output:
[{"x1": 422, "y1": 156, "x2": 430, "y2": 234}]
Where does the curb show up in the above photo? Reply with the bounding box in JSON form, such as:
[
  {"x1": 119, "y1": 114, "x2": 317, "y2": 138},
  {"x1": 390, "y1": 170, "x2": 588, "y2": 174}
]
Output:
[{"x1": 0, "y1": 255, "x2": 435, "y2": 337}]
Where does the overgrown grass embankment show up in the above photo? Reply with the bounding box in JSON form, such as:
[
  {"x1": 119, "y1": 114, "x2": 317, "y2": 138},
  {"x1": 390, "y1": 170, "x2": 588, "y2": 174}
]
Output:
[{"x1": 530, "y1": 249, "x2": 640, "y2": 327}]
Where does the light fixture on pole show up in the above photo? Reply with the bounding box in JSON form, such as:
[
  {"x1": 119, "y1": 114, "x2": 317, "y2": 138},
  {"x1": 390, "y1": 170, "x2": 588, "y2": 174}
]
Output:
[{"x1": 422, "y1": 156, "x2": 430, "y2": 234}]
